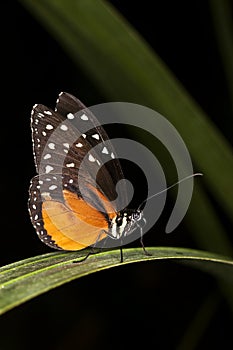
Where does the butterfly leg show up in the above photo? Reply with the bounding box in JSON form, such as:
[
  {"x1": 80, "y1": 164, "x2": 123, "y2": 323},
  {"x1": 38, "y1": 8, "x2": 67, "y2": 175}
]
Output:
[
  {"x1": 139, "y1": 224, "x2": 151, "y2": 257},
  {"x1": 90, "y1": 229, "x2": 125, "y2": 263},
  {"x1": 73, "y1": 230, "x2": 106, "y2": 263},
  {"x1": 73, "y1": 230, "x2": 117, "y2": 263},
  {"x1": 101, "y1": 230, "x2": 124, "y2": 263},
  {"x1": 120, "y1": 247, "x2": 124, "y2": 263},
  {"x1": 72, "y1": 248, "x2": 97, "y2": 263}
]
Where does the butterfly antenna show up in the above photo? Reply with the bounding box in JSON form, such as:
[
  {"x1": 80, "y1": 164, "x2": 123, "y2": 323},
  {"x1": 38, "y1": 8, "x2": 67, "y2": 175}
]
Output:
[{"x1": 138, "y1": 173, "x2": 203, "y2": 211}]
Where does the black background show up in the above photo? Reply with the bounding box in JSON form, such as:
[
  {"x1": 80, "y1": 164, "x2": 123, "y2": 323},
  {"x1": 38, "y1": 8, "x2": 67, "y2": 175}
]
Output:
[{"x1": 1, "y1": 1, "x2": 232, "y2": 349}]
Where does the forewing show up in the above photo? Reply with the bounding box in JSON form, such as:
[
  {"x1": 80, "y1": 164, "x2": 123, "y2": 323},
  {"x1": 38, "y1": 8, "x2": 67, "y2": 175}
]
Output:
[{"x1": 29, "y1": 92, "x2": 129, "y2": 249}]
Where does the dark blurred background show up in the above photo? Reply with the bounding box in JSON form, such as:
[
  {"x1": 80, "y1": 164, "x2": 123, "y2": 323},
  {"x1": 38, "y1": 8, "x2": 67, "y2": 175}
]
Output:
[{"x1": 1, "y1": 1, "x2": 232, "y2": 349}]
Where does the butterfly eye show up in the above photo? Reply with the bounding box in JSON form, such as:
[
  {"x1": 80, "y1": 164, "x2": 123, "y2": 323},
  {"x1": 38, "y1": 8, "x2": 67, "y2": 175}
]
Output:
[
  {"x1": 116, "y1": 216, "x2": 123, "y2": 226},
  {"x1": 133, "y1": 210, "x2": 142, "y2": 221}
]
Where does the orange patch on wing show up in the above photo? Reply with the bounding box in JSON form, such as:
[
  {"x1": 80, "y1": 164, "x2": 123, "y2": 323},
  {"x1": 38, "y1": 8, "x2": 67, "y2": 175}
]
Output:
[
  {"x1": 85, "y1": 185, "x2": 116, "y2": 220},
  {"x1": 63, "y1": 187, "x2": 116, "y2": 225},
  {"x1": 42, "y1": 192, "x2": 110, "y2": 250}
]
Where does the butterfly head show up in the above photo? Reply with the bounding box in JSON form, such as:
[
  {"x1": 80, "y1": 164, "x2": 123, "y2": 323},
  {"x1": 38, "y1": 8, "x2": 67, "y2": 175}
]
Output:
[{"x1": 110, "y1": 208, "x2": 143, "y2": 239}]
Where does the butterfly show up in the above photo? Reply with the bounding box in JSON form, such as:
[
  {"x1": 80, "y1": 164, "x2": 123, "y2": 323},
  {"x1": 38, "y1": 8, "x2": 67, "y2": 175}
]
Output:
[{"x1": 28, "y1": 92, "x2": 147, "y2": 261}]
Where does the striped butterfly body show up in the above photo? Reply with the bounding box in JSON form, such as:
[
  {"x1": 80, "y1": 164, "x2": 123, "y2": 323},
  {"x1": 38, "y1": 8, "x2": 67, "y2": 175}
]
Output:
[{"x1": 28, "y1": 92, "x2": 143, "y2": 255}]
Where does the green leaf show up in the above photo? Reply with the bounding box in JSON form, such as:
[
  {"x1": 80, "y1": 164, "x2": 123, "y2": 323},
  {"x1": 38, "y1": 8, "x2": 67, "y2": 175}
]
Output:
[
  {"x1": 209, "y1": 0, "x2": 233, "y2": 108},
  {"x1": 18, "y1": 0, "x2": 233, "y2": 258},
  {"x1": 0, "y1": 247, "x2": 233, "y2": 316}
]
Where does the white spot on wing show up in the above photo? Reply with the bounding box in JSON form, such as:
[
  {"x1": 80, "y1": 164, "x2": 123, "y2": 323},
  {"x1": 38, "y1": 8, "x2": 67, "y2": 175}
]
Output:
[
  {"x1": 44, "y1": 110, "x2": 52, "y2": 115},
  {"x1": 49, "y1": 185, "x2": 57, "y2": 190},
  {"x1": 63, "y1": 143, "x2": 70, "y2": 148},
  {"x1": 45, "y1": 165, "x2": 54, "y2": 173},
  {"x1": 67, "y1": 113, "x2": 74, "y2": 119},
  {"x1": 76, "y1": 143, "x2": 83, "y2": 148},
  {"x1": 92, "y1": 133, "x2": 100, "y2": 140},
  {"x1": 48, "y1": 143, "x2": 55, "y2": 150},
  {"x1": 88, "y1": 154, "x2": 95, "y2": 162},
  {"x1": 46, "y1": 124, "x2": 54, "y2": 130},
  {"x1": 60, "y1": 124, "x2": 68, "y2": 131},
  {"x1": 102, "y1": 147, "x2": 109, "y2": 154},
  {"x1": 43, "y1": 153, "x2": 51, "y2": 160},
  {"x1": 66, "y1": 162, "x2": 75, "y2": 168},
  {"x1": 80, "y1": 113, "x2": 88, "y2": 121}
]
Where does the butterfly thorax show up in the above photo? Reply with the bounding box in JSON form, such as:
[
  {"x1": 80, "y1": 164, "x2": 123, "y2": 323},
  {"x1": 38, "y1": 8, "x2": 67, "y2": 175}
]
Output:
[{"x1": 110, "y1": 209, "x2": 142, "y2": 239}]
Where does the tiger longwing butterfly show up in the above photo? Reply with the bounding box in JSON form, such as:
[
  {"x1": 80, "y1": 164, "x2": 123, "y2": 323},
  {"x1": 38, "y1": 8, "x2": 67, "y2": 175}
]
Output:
[{"x1": 28, "y1": 92, "x2": 144, "y2": 259}]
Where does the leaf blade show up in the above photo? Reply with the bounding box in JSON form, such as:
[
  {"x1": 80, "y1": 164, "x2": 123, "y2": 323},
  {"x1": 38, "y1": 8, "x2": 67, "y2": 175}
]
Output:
[{"x1": 0, "y1": 247, "x2": 233, "y2": 315}]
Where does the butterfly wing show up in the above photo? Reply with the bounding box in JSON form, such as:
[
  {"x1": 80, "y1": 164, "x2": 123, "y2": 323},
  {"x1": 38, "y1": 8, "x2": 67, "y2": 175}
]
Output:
[
  {"x1": 55, "y1": 92, "x2": 127, "y2": 204},
  {"x1": 29, "y1": 174, "x2": 113, "y2": 250},
  {"x1": 29, "y1": 92, "x2": 126, "y2": 250}
]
